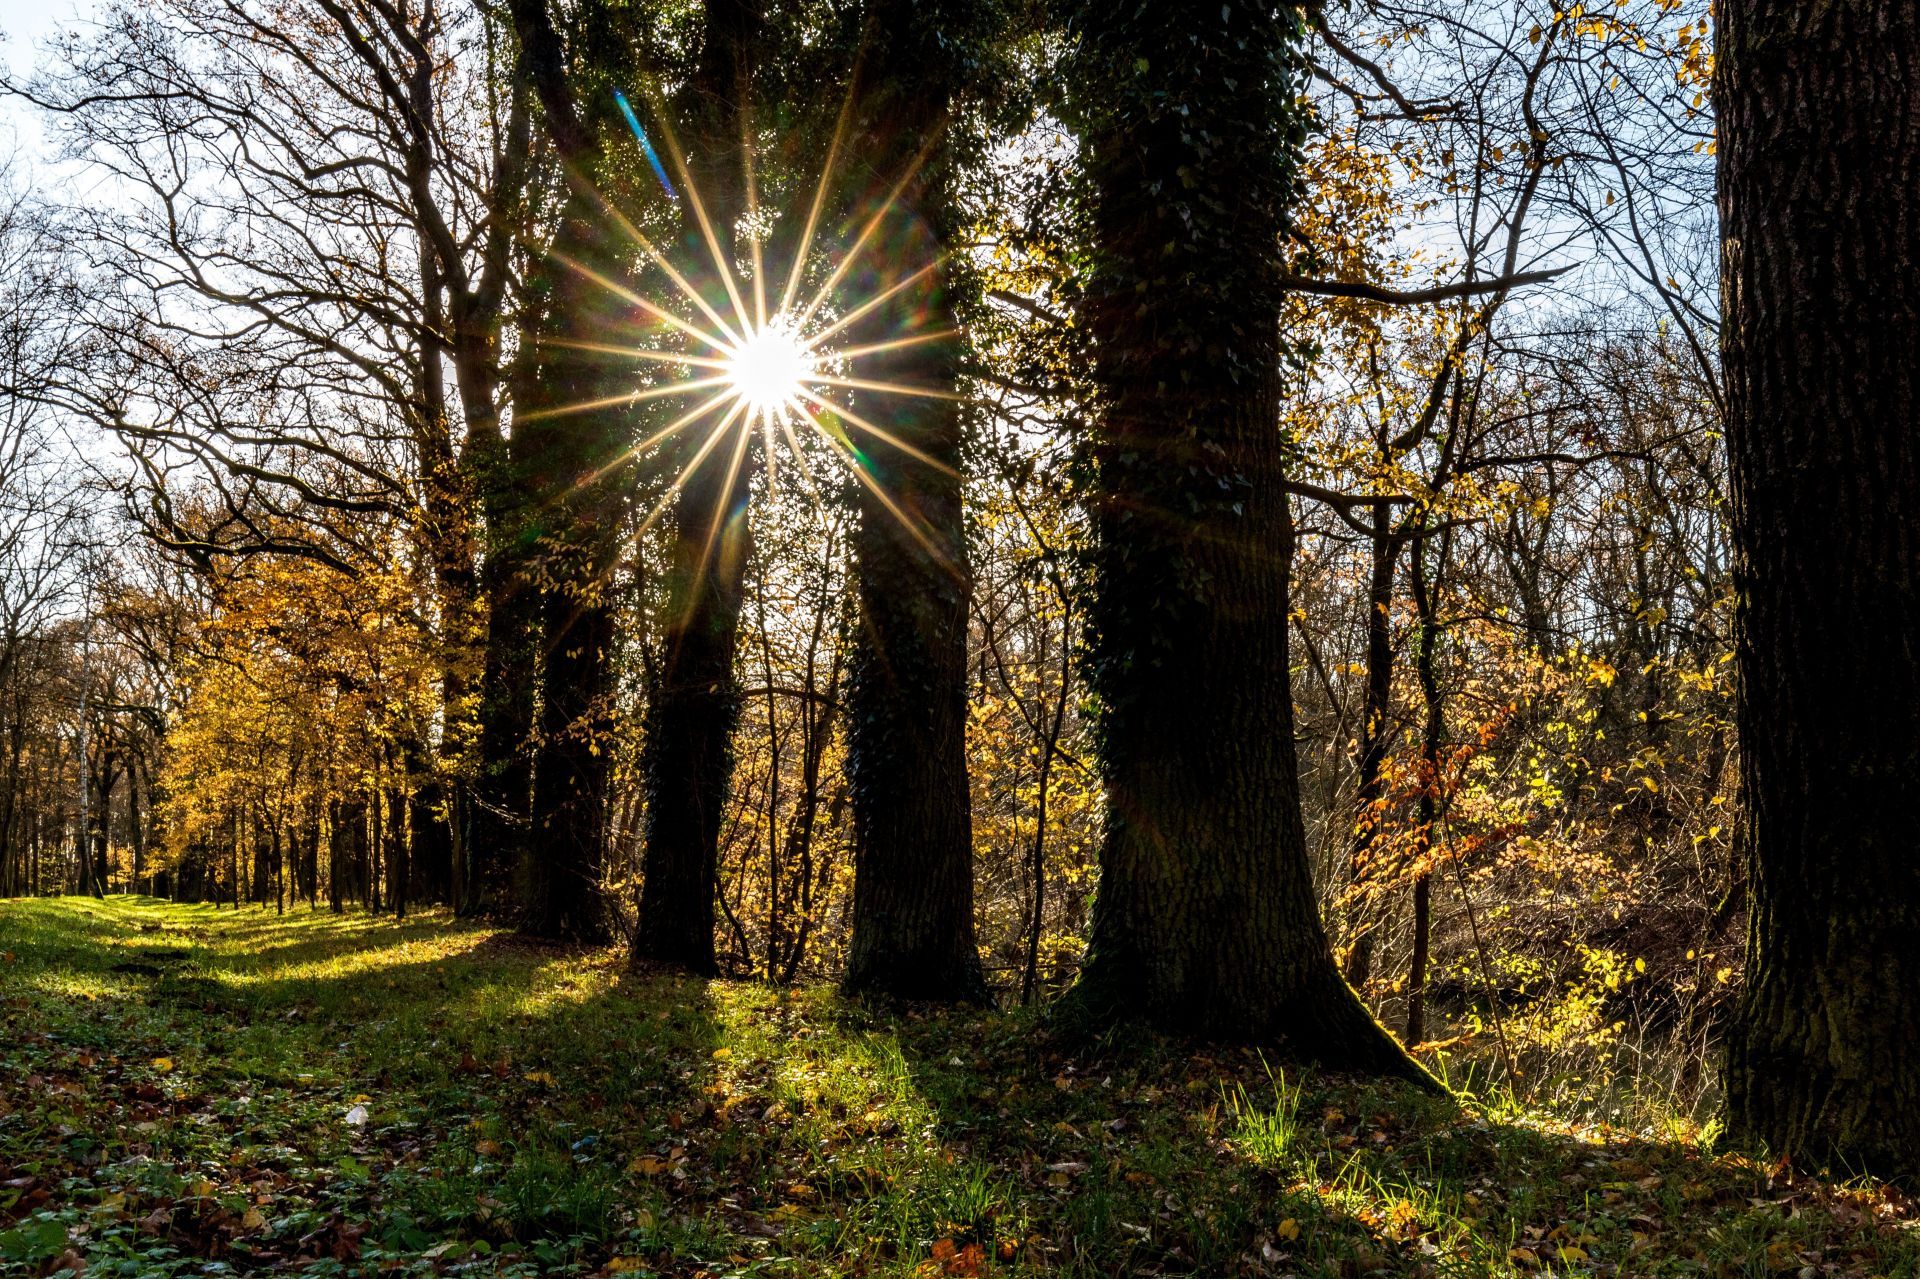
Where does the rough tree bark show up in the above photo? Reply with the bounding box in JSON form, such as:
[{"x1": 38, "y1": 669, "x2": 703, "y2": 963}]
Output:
[
  {"x1": 1059, "y1": 0, "x2": 1426, "y2": 1079},
  {"x1": 635, "y1": 0, "x2": 763, "y2": 975},
  {"x1": 1718, "y1": 0, "x2": 1920, "y2": 1178},
  {"x1": 505, "y1": 0, "x2": 638, "y2": 943},
  {"x1": 838, "y1": 0, "x2": 987, "y2": 1003}
]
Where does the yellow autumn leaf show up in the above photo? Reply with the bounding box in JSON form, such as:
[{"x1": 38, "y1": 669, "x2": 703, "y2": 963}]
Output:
[
  {"x1": 1275, "y1": 1218, "x2": 1300, "y2": 1241},
  {"x1": 151, "y1": 1057, "x2": 174, "y2": 1071}
]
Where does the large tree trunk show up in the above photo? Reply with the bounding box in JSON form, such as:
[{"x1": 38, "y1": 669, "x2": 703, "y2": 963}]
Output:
[
  {"x1": 503, "y1": 0, "x2": 648, "y2": 945},
  {"x1": 838, "y1": 0, "x2": 986, "y2": 1004},
  {"x1": 1718, "y1": 0, "x2": 1920, "y2": 1179},
  {"x1": 514, "y1": 190, "x2": 622, "y2": 945},
  {"x1": 635, "y1": 0, "x2": 763, "y2": 976},
  {"x1": 1060, "y1": 0, "x2": 1422, "y2": 1078}
]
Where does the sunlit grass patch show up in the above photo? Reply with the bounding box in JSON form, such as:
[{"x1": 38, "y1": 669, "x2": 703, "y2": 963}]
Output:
[{"x1": 4, "y1": 897, "x2": 1919, "y2": 1278}]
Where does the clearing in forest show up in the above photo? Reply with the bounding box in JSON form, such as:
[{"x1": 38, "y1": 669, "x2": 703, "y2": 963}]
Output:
[{"x1": 0, "y1": 898, "x2": 1914, "y2": 1277}]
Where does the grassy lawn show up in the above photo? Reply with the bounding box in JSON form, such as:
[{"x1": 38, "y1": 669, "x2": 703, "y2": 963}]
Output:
[{"x1": 0, "y1": 898, "x2": 1914, "y2": 1277}]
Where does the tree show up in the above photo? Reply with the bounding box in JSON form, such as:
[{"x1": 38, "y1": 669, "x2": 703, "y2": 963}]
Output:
[
  {"x1": 635, "y1": 0, "x2": 764, "y2": 975},
  {"x1": 837, "y1": 0, "x2": 990, "y2": 1003},
  {"x1": 15, "y1": 0, "x2": 533, "y2": 913},
  {"x1": 503, "y1": 0, "x2": 650, "y2": 943},
  {"x1": 1718, "y1": 0, "x2": 1920, "y2": 1178},
  {"x1": 1058, "y1": 0, "x2": 1421, "y2": 1075}
]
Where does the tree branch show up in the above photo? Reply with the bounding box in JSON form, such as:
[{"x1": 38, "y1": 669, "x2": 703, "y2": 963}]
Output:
[{"x1": 1281, "y1": 264, "x2": 1573, "y2": 306}]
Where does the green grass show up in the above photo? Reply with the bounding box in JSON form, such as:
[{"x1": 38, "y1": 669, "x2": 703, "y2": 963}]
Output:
[{"x1": 1, "y1": 897, "x2": 1916, "y2": 1277}]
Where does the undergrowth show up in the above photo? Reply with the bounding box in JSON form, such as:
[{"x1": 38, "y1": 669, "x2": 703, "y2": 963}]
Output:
[{"x1": 1, "y1": 898, "x2": 1914, "y2": 1277}]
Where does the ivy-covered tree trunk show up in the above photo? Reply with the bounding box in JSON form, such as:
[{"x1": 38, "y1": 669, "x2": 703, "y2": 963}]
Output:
[
  {"x1": 838, "y1": 0, "x2": 986, "y2": 1004},
  {"x1": 1060, "y1": 0, "x2": 1423, "y2": 1078},
  {"x1": 505, "y1": 0, "x2": 639, "y2": 944},
  {"x1": 635, "y1": 0, "x2": 763, "y2": 976},
  {"x1": 511, "y1": 185, "x2": 622, "y2": 945},
  {"x1": 1718, "y1": 0, "x2": 1920, "y2": 1179}
]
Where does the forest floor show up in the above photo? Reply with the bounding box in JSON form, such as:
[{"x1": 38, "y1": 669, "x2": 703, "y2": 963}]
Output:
[{"x1": 1, "y1": 899, "x2": 1915, "y2": 1279}]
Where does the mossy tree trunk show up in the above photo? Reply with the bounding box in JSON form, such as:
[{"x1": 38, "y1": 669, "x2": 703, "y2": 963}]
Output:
[
  {"x1": 1717, "y1": 0, "x2": 1920, "y2": 1179},
  {"x1": 1060, "y1": 0, "x2": 1424, "y2": 1080},
  {"x1": 838, "y1": 0, "x2": 987, "y2": 1004}
]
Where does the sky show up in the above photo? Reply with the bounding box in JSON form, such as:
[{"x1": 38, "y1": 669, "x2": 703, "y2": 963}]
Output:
[{"x1": 1, "y1": 0, "x2": 90, "y2": 158}]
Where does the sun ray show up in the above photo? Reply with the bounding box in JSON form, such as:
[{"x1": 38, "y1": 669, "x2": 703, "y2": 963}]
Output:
[
  {"x1": 574, "y1": 386, "x2": 744, "y2": 490},
  {"x1": 825, "y1": 327, "x2": 961, "y2": 363},
  {"x1": 776, "y1": 409, "x2": 829, "y2": 509},
  {"x1": 793, "y1": 387, "x2": 958, "y2": 479},
  {"x1": 800, "y1": 261, "x2": 941, "y2": 351},
  {"x1": 550, "y1": 249, "x2": 728, "y2": 351},
  {"x1": 515, "y1": 375, "x2": 733, "y2": 424},
  {"x1": 790, "y1": 132, "x2": 944, "y2": 334},
  {"x1": 760, "y1": 410, "x2": 779, "y2": 499},
  {"x1": 575, "y1": 185, "x2": 746, "y2": 348},
  {"x1": 742, "y1": 99, "x2": 767, "y2": 334},
  {"x1": 634, "y1": 395, "x2": 752, "y2": 541},
  {"x1": 633, "y1": 84, "x2": 755, "y2": 342},
  {"x1": 693, "y1": 407, "x2": 756, "y2": 585},
  {"x1": 545, "y1": 339, "x2": 733, "y2": 372},
  {"x1": 776, "y1": 80, "x2": 861, "y2": 320},
  {"x1": 791, "y1": 398, "x2": 951, "y2": 569},
  {"x1": 803, "y1": 373, "x2": 966, "y2": 402}
]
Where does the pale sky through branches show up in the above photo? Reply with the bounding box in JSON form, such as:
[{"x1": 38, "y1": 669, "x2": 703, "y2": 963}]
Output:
[{"x1": 0, "y1": 0, "x2": 89, "y2": 152}]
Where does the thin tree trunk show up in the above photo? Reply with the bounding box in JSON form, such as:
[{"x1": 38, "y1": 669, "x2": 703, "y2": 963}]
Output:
[
  {"x1": 1344, "y1": 501, "x2": 1397, "y2": 988},
  {"x1": 1718, "y1": 0, "x2": 1920, "y2": 1178},
  {"x1": 1404, "y1": 523, "x2": 1446, "y2": 1047}
]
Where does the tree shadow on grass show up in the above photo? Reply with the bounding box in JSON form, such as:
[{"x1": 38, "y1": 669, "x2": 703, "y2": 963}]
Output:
[{"x1": 865, "y1": 1001, "x2": 1920, "y2": 1278}]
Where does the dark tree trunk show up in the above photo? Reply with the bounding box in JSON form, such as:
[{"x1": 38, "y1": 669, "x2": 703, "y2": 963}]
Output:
[
  {"x1": 1718, "y1": 0, "x2": 1920, "y2": 1179},
  {"x1": 410, "y1": 772, "x2": 454, "y2": 905},
  {"x1": 1060, "y1": 0, "x2": 1423, "y2": 1078},
  {"x1": 838, "y1": 0, "x2": 986, "y2": 1005},
  {"x1": 505, "y1": 0, "x2": 651, "y2": 945},
  {"x1": 470, "y1": 497, "x2": 538, "y2": 915},
  {"x1": 1344, "y1": 502, "x2": 1397, "y2": 988},
  {"x1": 1404, "y1": 523, "x2": 1446, "y2": 1048},
  {"x1": 514, "y1": 206, "x2": 622, "y2": 944},
  {"x1": 635, "y1": 0, "x2": 763, "y2": 975}
]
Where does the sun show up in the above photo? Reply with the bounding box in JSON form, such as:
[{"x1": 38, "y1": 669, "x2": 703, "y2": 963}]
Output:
[{"x1": 722, "y1": 320, "x2": 815, "y2": 417}]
